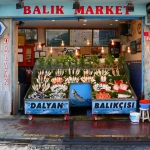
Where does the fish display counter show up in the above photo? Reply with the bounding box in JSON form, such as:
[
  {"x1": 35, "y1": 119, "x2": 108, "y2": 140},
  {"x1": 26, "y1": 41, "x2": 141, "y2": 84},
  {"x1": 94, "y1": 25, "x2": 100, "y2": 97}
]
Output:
[
  {"x1": 91, "y1": 67, "x2": 137, "y2": 120},
  {"x1": 24, "y1": 55, "x2": 137, "y2": 120},
  {"x1": 24, "y1": 67, "x2": 94, "y2": 120}
]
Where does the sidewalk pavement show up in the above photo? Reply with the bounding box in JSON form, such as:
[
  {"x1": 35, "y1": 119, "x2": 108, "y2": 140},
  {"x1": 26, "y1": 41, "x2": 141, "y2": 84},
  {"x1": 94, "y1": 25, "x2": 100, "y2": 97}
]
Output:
[{"x1": 0, "y1": 114, "x2": 150, "y2": 144}]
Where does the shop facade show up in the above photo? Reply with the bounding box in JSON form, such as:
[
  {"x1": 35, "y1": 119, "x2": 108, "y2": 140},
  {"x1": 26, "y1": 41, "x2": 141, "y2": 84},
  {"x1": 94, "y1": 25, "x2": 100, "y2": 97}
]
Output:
[{"x1": 0, "y1": 1, "x2": 149, "y2": 115}]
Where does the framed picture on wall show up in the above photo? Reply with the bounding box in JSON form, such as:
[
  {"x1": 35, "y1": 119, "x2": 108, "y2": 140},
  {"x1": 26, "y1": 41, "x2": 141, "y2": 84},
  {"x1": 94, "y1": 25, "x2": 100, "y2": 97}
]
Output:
[
  {"x1": 136, "y1": 38, "x2": 142, "y2": 52},
  {"x1": 18, "y1": 29, "x2": 38, "y2": 44},
  {"x1": 130, "y1": 41, "x2": 137, "y2": 54},
  {"x1": 40, "y1": 51, "x2": 46, "y2": 57},
  {"x1": 70, "y1": 29, "x2": 92, "y2": 46},
  {"x1": 93, "y1": 30, "x2": 115, "y2": 46},
  {"x1": 34, "y1": 51, "x2": 40, "y2": 58},
  {"x1": 45, "y1": 29, "x2": 69, "y2": 46},
  {"x1": 18, "y1": 54, "x2": 23, "y2": 62}
]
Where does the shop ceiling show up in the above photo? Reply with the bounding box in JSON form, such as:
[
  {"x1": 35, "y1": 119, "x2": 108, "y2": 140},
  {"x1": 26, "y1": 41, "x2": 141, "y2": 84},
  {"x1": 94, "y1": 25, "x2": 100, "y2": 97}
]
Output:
[
  {"x1": 3, "y1": 0, "x2": 149, "y2": 28},
  {"x1": 18, "y1": 19, "x2": 137, "y2": 29}
]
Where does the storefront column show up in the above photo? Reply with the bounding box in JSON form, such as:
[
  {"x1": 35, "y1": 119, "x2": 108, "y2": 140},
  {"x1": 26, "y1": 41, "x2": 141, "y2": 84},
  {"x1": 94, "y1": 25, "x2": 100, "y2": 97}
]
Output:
[
  {"x1": 144, "y1": 24, "x2": 150, "y2": 99},
  {"x1": 0, "y1": 19, "x2": 19, "y2": 115}
]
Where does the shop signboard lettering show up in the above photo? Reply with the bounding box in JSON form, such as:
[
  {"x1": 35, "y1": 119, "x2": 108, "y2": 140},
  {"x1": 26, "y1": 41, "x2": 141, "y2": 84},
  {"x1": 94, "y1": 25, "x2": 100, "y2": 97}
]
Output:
[
  {"x1": 92, "y1": 100, "x2": 137, "y2": 114},
  {"x1": 23, "y1": 5, "x2": 129, "y2": 15},
  {"x1": 25, "y1": 101, "x2": 69, "y2": 115},
  {"x1": 3, "y1": 38, "x2": 9, "y2": 86},
  {"x1": 74, "y1": 6, "x2": 129, "y2": 15},
  {"x1": 146, "y1": 36, "x2": 150, "y2": 40},
  {"x1": 144, "y1": 32, "x2": 150, "y2": 41}
]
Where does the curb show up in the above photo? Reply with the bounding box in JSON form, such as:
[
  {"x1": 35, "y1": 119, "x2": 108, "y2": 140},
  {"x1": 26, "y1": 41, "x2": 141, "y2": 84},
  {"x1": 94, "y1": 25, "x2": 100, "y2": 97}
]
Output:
[{"x1": 0, "y1": 134, "x2": 150, "y2": 143}]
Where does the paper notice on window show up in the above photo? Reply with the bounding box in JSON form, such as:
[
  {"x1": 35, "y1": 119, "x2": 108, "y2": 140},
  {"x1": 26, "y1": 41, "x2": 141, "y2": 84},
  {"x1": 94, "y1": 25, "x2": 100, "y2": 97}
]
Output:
[
  {"x1": 18, "y1": 54, "x2": 23, "y2": 62},
  {"x1": 18, "y1": 48, "x2": 23, "y2": 53}
]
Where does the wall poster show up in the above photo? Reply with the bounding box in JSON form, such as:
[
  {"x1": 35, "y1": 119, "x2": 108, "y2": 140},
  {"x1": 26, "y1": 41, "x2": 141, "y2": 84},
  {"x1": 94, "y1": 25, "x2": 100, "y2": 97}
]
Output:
[
  {"x1": 70, "y1": 30, "x2": 92, "y2": 46},
  {"x1": 46, "y1": 29, "x2": 69, "y2": 46},
  {"x1": 130, "y1": 41, "x2": 137, "y2": 54},
  {"x1": 93, "y1": 30, "x2": 115, "y2": 46},
  {"x1": 18, "y1": 29, "x2": 38, "y2": 44},
  {"x1": 69, "y1": 83, "x2": 92, "y2": 107}
]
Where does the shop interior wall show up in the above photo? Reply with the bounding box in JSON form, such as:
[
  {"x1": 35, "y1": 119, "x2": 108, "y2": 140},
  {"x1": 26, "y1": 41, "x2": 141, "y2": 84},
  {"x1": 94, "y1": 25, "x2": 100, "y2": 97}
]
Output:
[
  {"x1": 37, "y1": 28, "x2": 109, "y2": 58},
  {"x1": 122, "y1": 20, "x2": 142, "y2": 100},
  {"x1": 35, "y1": 20, "x2": 142, "y2": 60},
  {"x1": 123, "y1": 20, "x2": 142, "y2": 61}
]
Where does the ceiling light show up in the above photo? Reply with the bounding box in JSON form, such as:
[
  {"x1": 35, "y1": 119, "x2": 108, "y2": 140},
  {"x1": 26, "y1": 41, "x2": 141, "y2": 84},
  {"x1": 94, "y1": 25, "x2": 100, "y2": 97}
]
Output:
[
  {"x1": 61, "y1": 40, "x2": 64, "y2": 46},
  {"x1": 101, "y1": 47, "x2": 104, "y2": 54},
  {"x1": 38, "y1": 43, "x2": 41, "y2": 48},
  {"x1": 16, "y1": 0, "x2": 24, "y2": 9},
  {"x1": 115, "y1": 20, "x2": 118, "y2": 21},
  {"x1": 78, "y1": 16, "x2": 83, "y2": 22},
  {"x1": 50, "y1": 47, "x2": 53, "y2": 55},
  {"x1": 127, "y1": 2, "x2": 134, "y2": 12},
  {"x1": 73, "y1": 0, "x2": 80, "y2": 9},
  {"x1": 83, "y1": 24, "x2": 86, "y2": 25},
  {"x1": 111, "y1": 39, "x2": 114, "y2": 46},
  {"x1": 75, "y1": 49, "x2": 79, "y2": 56},
  {"x1": 127, "y1": 46, "x2": 131, "y2": 54},
  {"x1": 86, "y1": 39, "x2": 90, "y2": 46},
  {"x1": 52, "y1": 20, "x2": 55, "y2": 21},
  {"x1": 17, "y1": 21, "x2": 25, "y2": 26}
]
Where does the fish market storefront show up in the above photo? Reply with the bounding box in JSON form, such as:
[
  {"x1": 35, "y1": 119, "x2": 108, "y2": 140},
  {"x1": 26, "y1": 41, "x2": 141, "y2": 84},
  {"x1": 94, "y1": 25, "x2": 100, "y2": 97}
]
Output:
[{"x1": 0, "y1": 1, "x2": 149, "y2": 120}]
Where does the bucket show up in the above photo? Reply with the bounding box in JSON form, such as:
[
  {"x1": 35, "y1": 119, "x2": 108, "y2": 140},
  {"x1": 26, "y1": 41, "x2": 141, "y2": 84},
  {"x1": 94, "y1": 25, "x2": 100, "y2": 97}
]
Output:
[
  {"x1": 139, "y1": 103, "x2": 149, "y2": 109},
  {"x1": 139, "y1": 99, "x2": 150, "y2": 109},
  {"x1": 129, "y1": 112, "x2": 140, "y2": 124}
]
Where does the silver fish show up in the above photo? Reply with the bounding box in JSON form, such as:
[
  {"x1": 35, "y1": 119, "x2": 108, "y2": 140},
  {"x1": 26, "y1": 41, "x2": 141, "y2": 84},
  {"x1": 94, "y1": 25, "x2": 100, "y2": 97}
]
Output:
[{"x1": 72, "y1": 89, "x2": 84, "y2": 102}]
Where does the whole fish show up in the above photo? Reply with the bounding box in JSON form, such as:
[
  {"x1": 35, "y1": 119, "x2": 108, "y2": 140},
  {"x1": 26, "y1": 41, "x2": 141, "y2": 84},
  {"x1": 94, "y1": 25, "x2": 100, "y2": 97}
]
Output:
[{"x1": 72, "y1": 89, "x2": 84, "y2": 102}]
